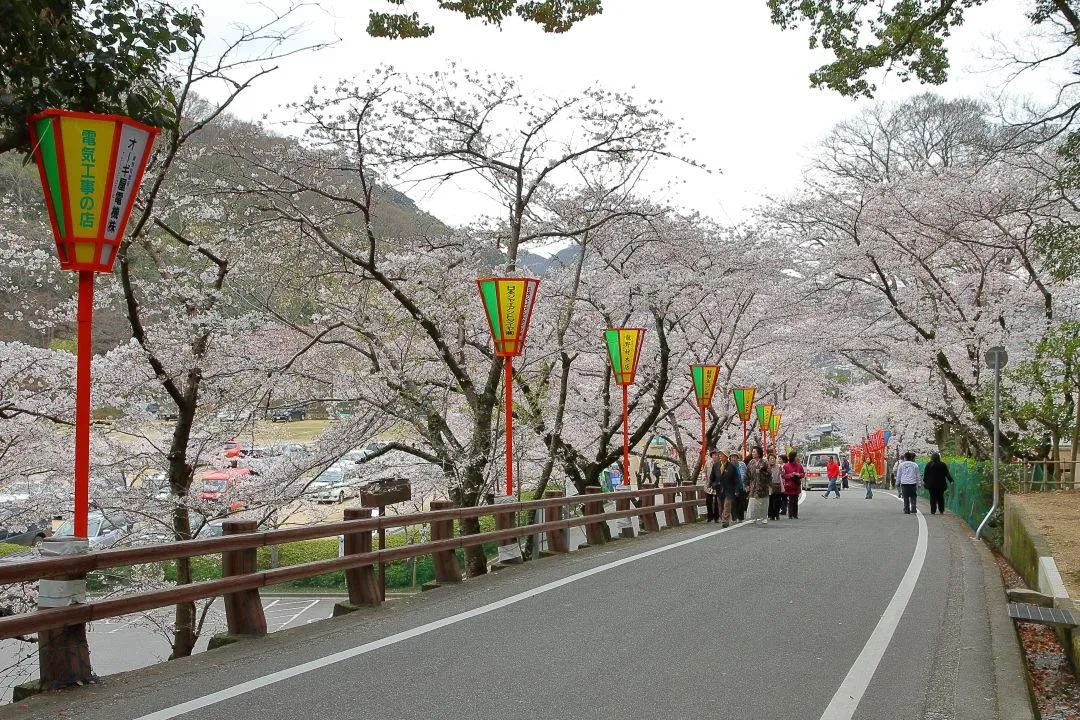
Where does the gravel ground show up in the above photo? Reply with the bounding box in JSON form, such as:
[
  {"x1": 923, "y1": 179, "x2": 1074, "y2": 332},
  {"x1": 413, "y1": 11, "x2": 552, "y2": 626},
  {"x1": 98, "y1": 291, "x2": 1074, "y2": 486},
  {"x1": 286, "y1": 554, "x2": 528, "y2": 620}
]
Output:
[{"x1": 994, "y1": 551, "x2": 1080, "y2": 720}]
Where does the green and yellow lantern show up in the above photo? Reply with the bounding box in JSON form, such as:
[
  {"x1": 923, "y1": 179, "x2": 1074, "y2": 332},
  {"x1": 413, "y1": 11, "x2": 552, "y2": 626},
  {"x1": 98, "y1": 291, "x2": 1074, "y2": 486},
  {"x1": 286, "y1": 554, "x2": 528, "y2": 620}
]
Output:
[
  {"x1": 755, "y1": 403, "x2": 774, "y2": 455},
  {"x1": 477, "y1": 277, "x2": 540, "y2": 495},
  {"x1": 690, "y1": 364, "x2": 721, "y2": 468},
  {"x1": 769, "y1": 411, "x2": 782, "y2": 443},
  {"x1": 604, "y1": 328, "x2": 646, "y2": 485},
  {"x1": 28, "y1": 110, "x2": 158, "y2": 273},
  {"x1": 731, "y1": 386, "x2": 756, "y2": 458},
  {"x1": 27, "y1": 109, "x2": 158, "y2": 539}
]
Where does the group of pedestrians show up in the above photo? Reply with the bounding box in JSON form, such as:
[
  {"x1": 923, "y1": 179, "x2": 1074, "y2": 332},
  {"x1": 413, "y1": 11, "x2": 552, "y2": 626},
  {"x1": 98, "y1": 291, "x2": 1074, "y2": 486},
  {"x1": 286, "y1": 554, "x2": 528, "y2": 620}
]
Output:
[
  {"x1": 704, "y1": 447, "x2": 956, "y2": 523},
  {"x1": 704, "y1": 448, "x2": 806, "y2": 527},
  {"x1": 893, "y1": 451, "x2": 955, "y2": 515}
]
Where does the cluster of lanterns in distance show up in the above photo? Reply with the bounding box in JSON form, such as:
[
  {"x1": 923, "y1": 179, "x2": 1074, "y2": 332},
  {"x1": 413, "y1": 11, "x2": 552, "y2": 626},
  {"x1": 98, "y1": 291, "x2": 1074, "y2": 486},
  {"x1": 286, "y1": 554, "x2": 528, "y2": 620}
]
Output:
[
  {"x1": 477, "y1": 278, "x2": 787, "y2": 496},
  {"x1": 852, "y1": 428, "x2": 890, "y2": 478},
  {"x1": 691, "y1": 371, "x2": 782, "y2": 467}
]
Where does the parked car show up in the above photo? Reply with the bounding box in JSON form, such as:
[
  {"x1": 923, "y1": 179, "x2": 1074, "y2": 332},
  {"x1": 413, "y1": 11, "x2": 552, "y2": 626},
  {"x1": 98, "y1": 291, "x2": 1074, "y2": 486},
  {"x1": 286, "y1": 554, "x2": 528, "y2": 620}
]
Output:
[
  {"x1": 197, "y1": 468, "x2": 255, "y2": 512},
  {"x1": 53, "y1": 511, "x2": 129, "y2": 549},
  {"x1": 269, "y1": 406, "x2": 306, "y2": 422},
  {"x1": 803, "y1": 448, "x2": 844, "y2": 490},
  {"x1": 344, "y1": 441, "x2": 388, "y2": 465},
  {"x1": 0, "y1": 524, "x2": 49, "y2": 547},
  {"x1": 307, "y1": 468, "x2": 356, "y2": 504}
]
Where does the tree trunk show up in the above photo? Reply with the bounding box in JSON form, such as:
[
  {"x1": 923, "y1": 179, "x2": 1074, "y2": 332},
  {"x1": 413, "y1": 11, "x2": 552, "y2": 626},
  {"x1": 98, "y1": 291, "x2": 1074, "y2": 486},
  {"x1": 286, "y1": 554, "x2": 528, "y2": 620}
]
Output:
[{"x1": 170, "y1": 557, "x2": 197, "y2": 659}]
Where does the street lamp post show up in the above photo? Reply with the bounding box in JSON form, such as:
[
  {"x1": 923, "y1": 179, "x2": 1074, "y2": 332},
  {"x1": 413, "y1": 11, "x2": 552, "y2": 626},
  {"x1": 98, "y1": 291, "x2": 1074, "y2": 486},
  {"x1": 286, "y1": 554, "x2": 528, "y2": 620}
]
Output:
[
  {"x1": 755, "y1": 403, "x2": 774, "y2": 456},
  {"x1": 604, "y1": 328, "x2": 645, "y2": 485},
  {"x1": 27, "y1": 110, "x2": 158, "y2": 537},
  {"x1": 477, "y1": 277, "x2": 540, "y2": 497},
  {"x1": 731, "y1": 387, "x2": 756, "y2": 459},
  {"x1": 690, "y1": 364, "x2": 721, "y2": 470},
  {"x1": 977, "y1": 346, "x2": 1009, "y2": 539}
]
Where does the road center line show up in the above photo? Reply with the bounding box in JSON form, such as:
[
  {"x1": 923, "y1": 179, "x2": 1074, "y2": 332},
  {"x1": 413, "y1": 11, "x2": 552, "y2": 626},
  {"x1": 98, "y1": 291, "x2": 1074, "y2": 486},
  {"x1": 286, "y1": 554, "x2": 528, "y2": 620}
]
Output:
[
  {"x1": 818, "y1": 496, "x2": 928, "y2": 720},
  {"x1": 133, "y1": 522, "x2": 746, "y2": 720}
]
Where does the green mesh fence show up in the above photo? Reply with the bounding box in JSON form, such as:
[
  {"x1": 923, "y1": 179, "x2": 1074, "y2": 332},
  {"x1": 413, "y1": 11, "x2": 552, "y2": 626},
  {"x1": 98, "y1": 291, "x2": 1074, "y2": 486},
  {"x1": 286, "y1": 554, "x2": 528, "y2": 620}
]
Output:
[{"x1": 915, "y1": 458, "x2": 994, "y2": 533}]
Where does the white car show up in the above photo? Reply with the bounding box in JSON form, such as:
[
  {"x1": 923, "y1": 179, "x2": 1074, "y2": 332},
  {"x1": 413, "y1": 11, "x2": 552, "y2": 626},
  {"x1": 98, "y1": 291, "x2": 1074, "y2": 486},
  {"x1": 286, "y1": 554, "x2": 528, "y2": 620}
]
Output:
[
  {"x1": 308, "y1": 469, "x2": 356, "y2": 504},
  {"x1": 53, "y1": 511, "x2": 129, "y2": 549},
  {"x1": 803, "y1": 449, "x2": 843, "y2": 490}
]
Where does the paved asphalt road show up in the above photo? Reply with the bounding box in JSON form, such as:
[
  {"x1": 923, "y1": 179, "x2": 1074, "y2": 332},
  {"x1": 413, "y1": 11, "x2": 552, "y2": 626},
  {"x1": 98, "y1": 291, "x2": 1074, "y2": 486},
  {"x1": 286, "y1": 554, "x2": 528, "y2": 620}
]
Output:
[{"x1": 0, "y1": 492, "x2": 1020, "y2": 720}]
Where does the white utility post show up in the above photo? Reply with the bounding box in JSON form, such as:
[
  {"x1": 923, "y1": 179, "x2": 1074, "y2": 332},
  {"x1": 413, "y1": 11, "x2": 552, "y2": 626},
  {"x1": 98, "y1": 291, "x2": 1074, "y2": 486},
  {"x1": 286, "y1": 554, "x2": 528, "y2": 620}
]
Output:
[{"x1": 976, "y1": 346, "x2": 1008, "y2": 539}]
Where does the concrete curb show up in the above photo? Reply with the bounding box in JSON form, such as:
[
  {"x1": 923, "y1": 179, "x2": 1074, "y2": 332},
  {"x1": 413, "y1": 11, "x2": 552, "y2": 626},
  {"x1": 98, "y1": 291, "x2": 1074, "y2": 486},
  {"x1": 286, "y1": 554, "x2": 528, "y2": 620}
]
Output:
[{"x1": 972, "y1": 534, "x2": 1036, "y2": 720}]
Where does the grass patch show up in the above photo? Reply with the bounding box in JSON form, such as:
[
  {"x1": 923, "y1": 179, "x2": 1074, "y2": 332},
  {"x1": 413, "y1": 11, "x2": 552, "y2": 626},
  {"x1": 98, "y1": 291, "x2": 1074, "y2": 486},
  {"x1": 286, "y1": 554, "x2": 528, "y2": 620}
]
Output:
[{"x1": 0, "y1": 543, "x2": 25, "y2": 557}]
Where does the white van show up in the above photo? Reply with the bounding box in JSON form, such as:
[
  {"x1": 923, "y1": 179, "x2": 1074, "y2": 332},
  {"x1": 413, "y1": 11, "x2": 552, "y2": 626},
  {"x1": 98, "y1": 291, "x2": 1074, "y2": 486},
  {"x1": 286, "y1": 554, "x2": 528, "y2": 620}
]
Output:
[{"x1": 803, "y1": 448, "x2": 845, "y2": 490}]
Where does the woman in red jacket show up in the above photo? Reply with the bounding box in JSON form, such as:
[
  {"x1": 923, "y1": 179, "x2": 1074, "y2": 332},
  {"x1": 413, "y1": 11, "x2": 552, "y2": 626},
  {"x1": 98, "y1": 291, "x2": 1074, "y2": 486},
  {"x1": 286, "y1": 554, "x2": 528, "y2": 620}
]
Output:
[{"x1": 782, "y1": 450, "x2": 805, "y2": 519}]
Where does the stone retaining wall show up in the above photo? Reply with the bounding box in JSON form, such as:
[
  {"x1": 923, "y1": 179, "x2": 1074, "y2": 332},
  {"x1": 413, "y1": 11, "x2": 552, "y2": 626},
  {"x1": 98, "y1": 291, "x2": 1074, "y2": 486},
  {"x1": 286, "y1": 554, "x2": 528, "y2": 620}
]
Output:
[{"x1": 1004, "y1": 495, "x2": 1080, "y2": 674}]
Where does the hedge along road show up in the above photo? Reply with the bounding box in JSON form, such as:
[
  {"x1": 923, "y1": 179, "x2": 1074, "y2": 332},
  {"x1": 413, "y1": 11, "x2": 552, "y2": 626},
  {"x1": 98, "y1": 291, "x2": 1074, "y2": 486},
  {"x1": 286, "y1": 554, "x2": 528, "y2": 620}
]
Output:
[{"x1": 1, "y1": 494, "x2": 1008, "y2": 720}]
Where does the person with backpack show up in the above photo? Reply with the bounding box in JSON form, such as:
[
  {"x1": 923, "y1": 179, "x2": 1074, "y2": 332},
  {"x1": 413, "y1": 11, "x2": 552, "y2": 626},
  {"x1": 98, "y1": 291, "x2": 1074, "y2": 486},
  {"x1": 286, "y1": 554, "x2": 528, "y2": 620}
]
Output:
[
  {"x1": 782, "y1": 450, "x2": 805, "y2": 519},
  {"x1": 923, "y1": 452, "x2": 954, "y2": 515}
]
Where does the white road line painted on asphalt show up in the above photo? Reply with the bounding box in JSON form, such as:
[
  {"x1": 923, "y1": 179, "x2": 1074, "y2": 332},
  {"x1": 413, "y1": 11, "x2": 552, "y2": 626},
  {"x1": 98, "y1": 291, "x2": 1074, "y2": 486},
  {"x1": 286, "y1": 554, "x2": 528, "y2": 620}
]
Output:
[
  {"x1": 273, "y1": 599, "x2": 320, "y2": 631},
  {"x1": 132, "y1": 523, "x2": 746, "y2": 720},
  {"x1": 818, "y1": 496, "x2": 928, "y2": 720}
]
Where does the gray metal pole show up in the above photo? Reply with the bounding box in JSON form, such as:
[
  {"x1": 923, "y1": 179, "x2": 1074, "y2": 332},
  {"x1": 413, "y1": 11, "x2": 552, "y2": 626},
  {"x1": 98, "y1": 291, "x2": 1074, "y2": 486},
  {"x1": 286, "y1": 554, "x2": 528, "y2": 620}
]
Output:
[{"x1": 976, "y1": 364, "x2": 1001, "y2": 539}]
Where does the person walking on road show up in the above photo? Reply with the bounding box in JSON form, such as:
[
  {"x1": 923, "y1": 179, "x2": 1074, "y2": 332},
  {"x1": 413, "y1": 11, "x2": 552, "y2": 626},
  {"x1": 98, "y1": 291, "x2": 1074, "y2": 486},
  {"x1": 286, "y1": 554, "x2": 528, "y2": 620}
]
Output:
[
  {"x1": 719, "y1": 451, "x2": 741, "y2": 527},
  {"x1": 747, "y1": 446, "x2": 771, "y2": 525},
  {"x1": 768, "y1": 451, "x2": 785, "y2": 520},
  {"x1": 896, "y1": 451, "x2": 921, "y2": 514},
  {"x1": 923, "y1": 452, "x2": 954, "y2": 515},
  {"x1": 705, "y1": 450, "x2": 723, "y2": 523},
  {"x1": 841, "y1": 455, "x2": 852, "y2": 489},
  {"x1": 859, "y1": 456, "x2": 877, "y2": 499},
  {"x1": 823, "y1": 456, "x2": 841, "y2": 498},
  {"x1": 733, "y1": 453, "x2": 749, "y2": 523},
  {"x1": 782, "y1": 450, "x2": 805, "y2": 519}
]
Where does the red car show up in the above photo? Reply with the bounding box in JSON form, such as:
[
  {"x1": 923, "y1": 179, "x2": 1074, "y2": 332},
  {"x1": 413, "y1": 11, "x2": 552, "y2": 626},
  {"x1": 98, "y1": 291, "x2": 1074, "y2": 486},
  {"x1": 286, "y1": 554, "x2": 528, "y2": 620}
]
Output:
[{"x1": 198, "y1": 468, "x2": 255, "y2": 511}]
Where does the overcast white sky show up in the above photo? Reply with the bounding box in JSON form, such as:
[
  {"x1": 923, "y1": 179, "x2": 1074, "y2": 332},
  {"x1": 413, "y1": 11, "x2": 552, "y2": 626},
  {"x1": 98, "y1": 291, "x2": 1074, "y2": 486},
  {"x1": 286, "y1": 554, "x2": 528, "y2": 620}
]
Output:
[{"x1": 197, "y1": 0, "x2": 1063, "y2": 228}]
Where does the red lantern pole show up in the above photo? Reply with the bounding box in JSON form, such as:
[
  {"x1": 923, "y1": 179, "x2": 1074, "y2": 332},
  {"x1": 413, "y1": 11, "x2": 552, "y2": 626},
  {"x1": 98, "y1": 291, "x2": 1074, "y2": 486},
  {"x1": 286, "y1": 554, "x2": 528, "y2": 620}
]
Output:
[
  {"x1": 74, "y1": 270, "x2": 94, "y2": 537},
  {"x1": 622, "y1": 384, "x2": 630, "y2": 485},
  {"x1": 700, "y1": 406, "x2": 707, "y2": 469},
  {"x1": 504, "y1": 355, "x2": 513, "y2": 497},
  {"x1": 742, "y1": 420, "x2": 748, "y2": 460}
]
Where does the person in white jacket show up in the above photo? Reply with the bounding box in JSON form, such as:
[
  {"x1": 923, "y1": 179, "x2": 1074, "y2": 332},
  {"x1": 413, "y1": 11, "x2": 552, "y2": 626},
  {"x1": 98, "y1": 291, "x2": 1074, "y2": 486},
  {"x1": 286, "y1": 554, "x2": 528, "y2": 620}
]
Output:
[{"x1": 895, "y1": 451, "x2": 921, "y2": 514}]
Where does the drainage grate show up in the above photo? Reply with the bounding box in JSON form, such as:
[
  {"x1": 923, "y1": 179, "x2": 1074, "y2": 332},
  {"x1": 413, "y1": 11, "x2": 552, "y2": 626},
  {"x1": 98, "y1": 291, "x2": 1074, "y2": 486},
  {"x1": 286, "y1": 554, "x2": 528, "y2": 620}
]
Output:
[{"x1": 1008, "y1": 602, "x2": 1078, "y2": 627}]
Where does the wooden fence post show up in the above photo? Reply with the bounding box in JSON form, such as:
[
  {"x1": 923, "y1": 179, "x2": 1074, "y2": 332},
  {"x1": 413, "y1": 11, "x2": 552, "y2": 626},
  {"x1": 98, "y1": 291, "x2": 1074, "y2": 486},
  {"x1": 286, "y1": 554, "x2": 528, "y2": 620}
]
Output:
[
  {"x1": 210, "y1": 520, "x2": 267, "y2": 649},
  {"x1": 429, "y1": 500, "x2": 462, "y2": 584},
  {"x1": 614, "y1": 490, "x2": 636, "y2": 539},
  {"x1": 544, "y1": 490, "x2": 569, "y2": 553},
  {"x1": 640, "y1": 483, "x2": 661, "y2": 533},
  {"x1": 662, "y1": 482, "x2": 681, "y2": 527},
  {"x1": 14, "y1": 538, "x2": 93, "y2": 700},
  {"x1": 493, "y1": 496, "x2": 522, "y2": 567},
  {"x1": 681, "y1": 481, "x2": 699, "y2": 524},
  {"x1": 336, "y1": 508, "x2": 381, "y2": 615},
  {"x1": 584, "y1": 486, "x2": 607, "y2": 547}
]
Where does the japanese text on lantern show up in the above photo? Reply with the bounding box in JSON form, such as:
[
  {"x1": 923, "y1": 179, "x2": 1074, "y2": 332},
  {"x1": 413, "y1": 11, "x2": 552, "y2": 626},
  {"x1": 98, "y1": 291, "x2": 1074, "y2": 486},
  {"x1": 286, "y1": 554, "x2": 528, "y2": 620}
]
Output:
[
  {"x1": 78, "y1": 130, "x2": 96, "y2": 229},
  {"x1": 502, "y1": 282, "x2": 518, "y2": 339}
]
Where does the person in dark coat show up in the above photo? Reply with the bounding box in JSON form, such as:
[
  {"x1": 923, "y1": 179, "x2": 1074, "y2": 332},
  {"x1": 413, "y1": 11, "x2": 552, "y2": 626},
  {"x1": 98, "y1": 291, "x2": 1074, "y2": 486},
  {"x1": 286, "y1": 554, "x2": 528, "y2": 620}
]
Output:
[
  {"x1": 706, "y1": 450, "x2": 724, "y2": 523},
  {"x1": 719, "y1": 451, "x2": 741, "y2": 527},
  {"x1": 923, "y1": 452, "x2": 954, "y2": 515}
]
